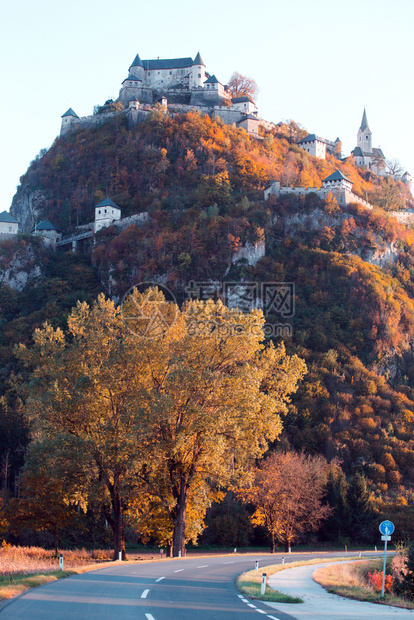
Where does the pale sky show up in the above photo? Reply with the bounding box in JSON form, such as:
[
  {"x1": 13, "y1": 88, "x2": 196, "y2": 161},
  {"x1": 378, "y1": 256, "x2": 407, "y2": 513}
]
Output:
[{"x1": 1, "y1": 0, "x2": 413, "y2": 211}]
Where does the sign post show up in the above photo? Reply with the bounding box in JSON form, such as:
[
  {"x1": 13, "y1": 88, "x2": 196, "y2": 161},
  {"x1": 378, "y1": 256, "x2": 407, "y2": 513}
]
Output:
[
  {"x1": 260, "y1": 573, "x2": 267, "y2": 595},
  {"x1": 379, "y1": 520, "x2": 394, "y2": 598}
]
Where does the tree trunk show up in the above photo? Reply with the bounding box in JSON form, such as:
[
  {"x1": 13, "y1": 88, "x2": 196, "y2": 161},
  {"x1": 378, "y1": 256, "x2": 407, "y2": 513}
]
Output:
[
  {"x1": 271, "y1": 531, "x2": 275, "y2": 554},
  {"x1": 112, "y1": 492, "x2": 126, "y2": 561},
  {"x1": 172, "y1": 478, "x2": 188, "y2": 557}
]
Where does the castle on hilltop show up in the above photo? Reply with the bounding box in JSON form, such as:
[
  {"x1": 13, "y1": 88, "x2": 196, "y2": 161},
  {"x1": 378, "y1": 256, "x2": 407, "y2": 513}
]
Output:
[{"x1": 61, "y1": 52, "x2": 273, "y2": 138}]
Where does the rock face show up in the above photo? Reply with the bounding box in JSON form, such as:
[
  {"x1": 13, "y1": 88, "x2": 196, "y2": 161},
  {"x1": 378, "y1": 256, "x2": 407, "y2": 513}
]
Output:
[
  {"x1": 0, "y1": 242, "x2": 42, "y2": 292},
  {"x1": 10, "y1": 188, "x2": 48, "y2": 233}
]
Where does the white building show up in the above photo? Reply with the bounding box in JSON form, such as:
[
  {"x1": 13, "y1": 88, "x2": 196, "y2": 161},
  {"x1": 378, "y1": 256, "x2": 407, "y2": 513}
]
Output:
[
  {"x1": 0, "y1": 211, "x2": 18, "y2": 235},
  {"x1": 297, "y1": 134, "x2": 326, "y2": 159},
  {"x1": 230, "y1": 96, "x2": 258, "y2": 115},
  {"x1": 95, "y1": 198, "x2": 121, "y2": 233}
]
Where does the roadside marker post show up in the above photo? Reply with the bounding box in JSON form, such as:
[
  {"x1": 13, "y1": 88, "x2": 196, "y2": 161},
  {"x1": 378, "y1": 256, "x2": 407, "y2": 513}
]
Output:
[
  {"x1": 59, "y1": 554, "x2": 63, "y2": 570},
  {"x1": 118, "y1": 551, "x2": 122, "y2": 561},
  {"x1": 282, "y1": 556, "x2": 285, "y2": 565},
  {"x1": 379, "y1": 520, "x2": 395, "y2": 598},
  {"x1": 260, "y1": 573, "x2": 267, "y2": 595},
  {"x1": 255, "y1": 561, "x2": 259, "y2": 571}
]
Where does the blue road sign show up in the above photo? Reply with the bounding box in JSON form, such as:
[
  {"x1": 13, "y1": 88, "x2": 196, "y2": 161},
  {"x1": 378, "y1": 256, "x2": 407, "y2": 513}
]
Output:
[{"x1": 379, "y1": 520, "x2": 395, "y2": 536}]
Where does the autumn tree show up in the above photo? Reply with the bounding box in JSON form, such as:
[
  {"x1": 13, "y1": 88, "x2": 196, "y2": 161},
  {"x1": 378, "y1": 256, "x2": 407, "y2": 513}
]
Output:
[
  {"x1": 8, "y1": 441, "x2": 86, "y2": 553},
  {"x1": 238, "y1": 451, "x2": 331, "y2": 552},
  {"x1": 227, "y1": 72, "x2": 259, "y2": 102},
  {"x1": 18, "y1": 289, "x2": 306, "y2": 558}
]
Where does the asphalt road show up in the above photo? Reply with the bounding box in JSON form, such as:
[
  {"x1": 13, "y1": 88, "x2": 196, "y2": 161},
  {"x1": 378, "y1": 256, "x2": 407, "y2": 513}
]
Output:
[{"x1": 0, "y1": 551, "x2": 379, "y2": 620}]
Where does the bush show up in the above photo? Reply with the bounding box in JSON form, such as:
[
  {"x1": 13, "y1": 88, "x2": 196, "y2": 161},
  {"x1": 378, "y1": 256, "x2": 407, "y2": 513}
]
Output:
[{"x1": 393, "y1": 543, "x2": 414, "y2": 599}]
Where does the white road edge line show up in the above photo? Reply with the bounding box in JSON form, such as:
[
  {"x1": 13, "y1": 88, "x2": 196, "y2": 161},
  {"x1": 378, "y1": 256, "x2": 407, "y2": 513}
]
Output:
[
  {"x1": 256, "y1": 611, "x2": 266, "y2": 615},
  {"x1": 241, "y1": 598, "x2": 249, "y2": 602},
  {"x1": 174, "y1": 569, "x2": 184, "y2": 572},
  {"x1": 267, "y1": 616, "x2": 280, "y2": 620},
  {"x1": 247, "y1": 603, "x2": 257, "y2": 608},
  {"x1": 141, "y1": 589, "x2": 150, "y2": 599},
  {"x1": 197, "y1": 565, "x2": 208, "y2": 568},
  {"x1": 237, "y1": 594, "x2": 244, "y2": 598},
  {"x1": 145, "y1": 615, "x2": 156, "y2": 620},
  {"x1": 155, "y1": 576, "x2": 165, "y2": 582}
]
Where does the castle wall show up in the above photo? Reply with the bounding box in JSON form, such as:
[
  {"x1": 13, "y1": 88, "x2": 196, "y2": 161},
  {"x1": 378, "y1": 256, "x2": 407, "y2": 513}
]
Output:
[{"x1": 264, "y1": 181, "x2": 373, "y2": 210}]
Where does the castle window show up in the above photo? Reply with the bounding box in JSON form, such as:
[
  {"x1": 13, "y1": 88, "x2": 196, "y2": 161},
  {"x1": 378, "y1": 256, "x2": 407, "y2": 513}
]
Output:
[
  {"x1": 169, "y1": 71, "x2": 172, "y2": 75},
  {"x1": 198, "y1": 74, "x2": 201, "y2": 78}
]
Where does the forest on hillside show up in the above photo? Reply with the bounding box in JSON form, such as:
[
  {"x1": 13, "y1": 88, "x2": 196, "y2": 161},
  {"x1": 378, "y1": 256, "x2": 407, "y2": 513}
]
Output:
[{"x1": 2, "y1": 109, "x2": 414, "y2": 553}]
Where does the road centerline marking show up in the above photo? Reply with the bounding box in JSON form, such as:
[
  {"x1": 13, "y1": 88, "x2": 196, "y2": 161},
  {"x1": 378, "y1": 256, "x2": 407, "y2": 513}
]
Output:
[
  {"x1": 197, "y1": 564, "x2": 208, "y2": 568},
  {"x1": 174, "y1": 568, "x2": 184, "y2": 572},
  {"x1": 247, "y1": 603, "x2": 257, "y2": 608},
  {"x1": 256, "y1": 611, "x2": 266, "y2": 615},
  {"x1": 223, "y1": 561, "x2": 234, "y2": 564},
  {"x1": 145, "y1": 615, "x2": 155, "y2": 620},
  {"x1": 155, "y1": 576, "x2": 165, "y2": 582},
  {"x1": 141, "y1": 589, "x2": 150, "y2": 598}
]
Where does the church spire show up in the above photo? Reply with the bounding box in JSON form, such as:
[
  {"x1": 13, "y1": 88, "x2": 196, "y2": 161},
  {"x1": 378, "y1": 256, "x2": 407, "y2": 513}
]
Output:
[{"x1": 360, "y1": 107, "x2": 370, "y2": 132}]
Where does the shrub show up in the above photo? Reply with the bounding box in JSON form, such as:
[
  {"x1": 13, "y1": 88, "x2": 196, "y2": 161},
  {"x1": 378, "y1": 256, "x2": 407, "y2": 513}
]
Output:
[{"x1": 368, "y1": 569, "x2": 393, "y2": 593}]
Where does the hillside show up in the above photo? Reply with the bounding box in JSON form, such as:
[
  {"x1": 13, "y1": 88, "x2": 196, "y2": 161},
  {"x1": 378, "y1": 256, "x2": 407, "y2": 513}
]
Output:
[{"x1": 4, "y1": 109, "x2": 414, "y2": 543}]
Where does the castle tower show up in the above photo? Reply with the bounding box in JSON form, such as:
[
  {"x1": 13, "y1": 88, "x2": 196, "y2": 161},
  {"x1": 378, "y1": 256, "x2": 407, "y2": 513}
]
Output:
[
  {"x1": 357, "y1": 107, "x2": 372, "y2": 153},
  {"x1": 191, "y1": 52, "x2": 206, "y2": 89},
  {"x1": 60, "y1": 108, "x2": 79, "y2": 136},
  {"x1": 129, "y1": 53, "x2": 145, "y2": 81}
]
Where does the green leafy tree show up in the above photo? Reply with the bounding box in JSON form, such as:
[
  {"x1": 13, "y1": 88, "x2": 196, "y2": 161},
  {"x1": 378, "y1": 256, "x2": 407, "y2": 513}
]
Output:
[
  {"x1": 322, "y1": 466, "x2": 351, "y2": 542},
  {"x1": 347, "y1": 472, "x2": 373, "y2": 542}
]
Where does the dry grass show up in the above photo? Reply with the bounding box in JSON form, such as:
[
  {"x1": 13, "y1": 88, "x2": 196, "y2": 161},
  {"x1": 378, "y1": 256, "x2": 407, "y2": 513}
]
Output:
[
  {"x1": 0, "y1": 545, "x2": 113, "y2": 577},
  {"x1": 314, "y1": 560, "x2": 414, "y2": 610}
]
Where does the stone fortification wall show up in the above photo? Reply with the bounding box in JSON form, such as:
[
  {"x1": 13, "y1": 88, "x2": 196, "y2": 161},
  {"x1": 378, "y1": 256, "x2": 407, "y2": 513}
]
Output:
[
  {"x1": 265, "y1": 182, "x2": 373, "y2": 210},
  {"x1": 116, "y1": 212, "x2": 149, "y2": 230},
  {"x1": 389, "y1": 210, "x2": 414, "y2": 227}
]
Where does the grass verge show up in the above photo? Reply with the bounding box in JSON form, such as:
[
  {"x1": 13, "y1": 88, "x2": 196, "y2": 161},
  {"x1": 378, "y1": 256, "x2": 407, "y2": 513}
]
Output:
[
  {"x1": 314, "y1": 560, "x2": 414, "y2": 610},
  {"x1": 0, "y1": 560, "x2": 130, "y2": 602},
  {"x1": 236, "y1": 556, "x2": 359, "y2": 604}
]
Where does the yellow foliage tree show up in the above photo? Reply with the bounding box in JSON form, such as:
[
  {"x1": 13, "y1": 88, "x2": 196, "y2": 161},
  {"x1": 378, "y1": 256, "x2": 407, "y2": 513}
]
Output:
[{"x1": 18, "y1": 289, "x2": 306, "y2": 557}]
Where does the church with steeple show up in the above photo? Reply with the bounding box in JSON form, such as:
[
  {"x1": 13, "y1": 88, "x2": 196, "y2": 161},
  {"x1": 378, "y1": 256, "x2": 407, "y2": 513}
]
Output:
[{"x1": 351, "y1": 108, "x2": 386, "y2": 175}]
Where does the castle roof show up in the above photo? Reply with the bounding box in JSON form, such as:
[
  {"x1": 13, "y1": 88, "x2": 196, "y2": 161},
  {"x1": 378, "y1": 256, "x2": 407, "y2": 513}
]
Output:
[
  {"x1": 298, "y1": 133, "x2": 326, "y2": 144},
  {"x1": 0, "y1": 211, "x2": 18, "y2": 224},
  {"x1": 372, "y1": 147, "x2": 385, "y2": 159},
  {"x1": 352, "y1": 146, "x2": 364, "y2": 157},
  {"x1": 122, "y1": 74, "x2": 142, "y2": 84},
  {"x1": 142, "y1": 57, "x2": 193, "y2": 70},
  {"x1": 323, "y1": 170, "x2": 352, "y2": 184},
  {"x1": 360, "y1": 108, "x2": 370, "y2": 132},
  {"x1": 231, "y1": 96, "x2": 253, "y2": 104},
  {"x1": 61, "y1": 108, "x2": 79, "y2": 118},
  {"x1": 204, "y1": 74, "x2": 221, "y2": 84},
  {"x1": 237, "y1": 114, "x2": 259, "y2": 123},
  {"x1": 32, "y1": 220, "x2": 59, "y2": 231},
  {"x1": 95, "y1": 198, "x2": 121, "y2": 210},
  {"x1": 193, "y1": 52, "x2": 205, "y2": 66},
  {"x1": 131, "y1": 53, "x2": 144, "y2": 68}
]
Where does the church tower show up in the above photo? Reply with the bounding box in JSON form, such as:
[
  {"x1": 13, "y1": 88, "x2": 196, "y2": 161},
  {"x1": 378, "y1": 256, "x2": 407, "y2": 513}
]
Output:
[{"x1": 357, "y1": 108, "x2": 372, "y2": 154}]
